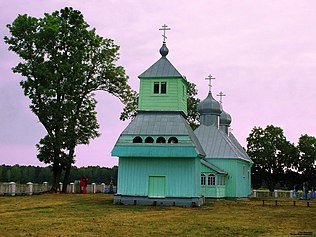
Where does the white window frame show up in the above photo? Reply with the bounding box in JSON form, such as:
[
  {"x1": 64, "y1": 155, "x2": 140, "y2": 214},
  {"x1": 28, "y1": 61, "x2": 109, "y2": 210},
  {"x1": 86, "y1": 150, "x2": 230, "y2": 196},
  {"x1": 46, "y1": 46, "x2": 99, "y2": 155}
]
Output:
[
  {"x1": 208, "y1": 174, "x2": 216, "y2": 186},
  {"x1": 201, "y1": 174, "x2": 206, "y2": 185}
]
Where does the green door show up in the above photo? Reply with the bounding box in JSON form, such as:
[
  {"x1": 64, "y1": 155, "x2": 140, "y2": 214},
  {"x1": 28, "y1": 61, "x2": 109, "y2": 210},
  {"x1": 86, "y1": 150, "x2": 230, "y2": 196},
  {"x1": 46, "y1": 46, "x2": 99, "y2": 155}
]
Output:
[{"x1": 148, "y1": 176, "x2": 166, "y2": 198}]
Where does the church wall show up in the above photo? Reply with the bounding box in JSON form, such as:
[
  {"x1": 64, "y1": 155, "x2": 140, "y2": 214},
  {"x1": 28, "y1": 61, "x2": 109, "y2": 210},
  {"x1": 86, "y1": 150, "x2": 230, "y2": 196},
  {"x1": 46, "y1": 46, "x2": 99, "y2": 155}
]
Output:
[
  {"x1": 207, "y1": 158, "x2": 252, "y2": 197},
  {"x1": 235, "y1": 160, "x2": 252, "y2": 197},
  {"x1": 138, "y1": 78, "x2": 187, "y2": 114},
  {"x1": 208, "y1": 159, "x2": 237, "y2": 197},
  {"x1": 117, "y1": 156, "x2": 201, "y2": 198},
  {"x1": 200, "y1": 164, "x2": 226, "y2": 198}
]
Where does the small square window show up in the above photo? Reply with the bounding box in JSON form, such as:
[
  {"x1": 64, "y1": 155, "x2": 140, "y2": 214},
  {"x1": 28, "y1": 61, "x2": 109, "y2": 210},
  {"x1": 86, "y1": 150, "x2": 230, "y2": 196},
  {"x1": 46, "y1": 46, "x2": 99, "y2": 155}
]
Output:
[
  {"x1": 161, "y1": 82, "x2": 167, "y2": 94},
  {"x1": 154, "y1": 82, "x2": 159, "y2": 94}
]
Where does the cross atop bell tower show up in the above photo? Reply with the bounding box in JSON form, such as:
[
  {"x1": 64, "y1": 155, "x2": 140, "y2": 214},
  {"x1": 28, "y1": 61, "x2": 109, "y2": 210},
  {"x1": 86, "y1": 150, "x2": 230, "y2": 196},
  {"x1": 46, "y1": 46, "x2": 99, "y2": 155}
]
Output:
[
  {"x1": 205, "y1": 74, "x2": 215, "y2": 92},
  {"x1": 159, "y1": 24, "x2": 171, "y2": 43}
]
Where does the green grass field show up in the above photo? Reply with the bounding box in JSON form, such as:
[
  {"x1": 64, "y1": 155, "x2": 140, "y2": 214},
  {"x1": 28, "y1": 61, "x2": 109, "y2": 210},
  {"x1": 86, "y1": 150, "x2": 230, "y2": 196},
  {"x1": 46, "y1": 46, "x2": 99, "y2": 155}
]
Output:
[{"x1": 0, "y1": 194, "x2": 315, "y2": 236}]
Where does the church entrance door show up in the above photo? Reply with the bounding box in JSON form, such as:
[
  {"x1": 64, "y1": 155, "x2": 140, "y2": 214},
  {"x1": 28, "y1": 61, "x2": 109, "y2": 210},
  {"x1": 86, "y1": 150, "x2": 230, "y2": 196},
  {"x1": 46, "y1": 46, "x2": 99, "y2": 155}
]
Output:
[{"x1": 148, "y1": 176, "x2": 166, "y2": 198}]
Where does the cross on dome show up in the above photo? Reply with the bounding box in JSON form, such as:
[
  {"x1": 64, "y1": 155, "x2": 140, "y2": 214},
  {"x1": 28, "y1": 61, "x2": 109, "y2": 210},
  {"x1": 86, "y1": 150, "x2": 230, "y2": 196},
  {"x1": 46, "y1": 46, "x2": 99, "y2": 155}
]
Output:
[
  {"x1": 159, "y1": 24, "x2": 171, "y2": 43},
  {"x1": 217, "y1": 91, "x2": 226, "y2": 103},
  {"x1": 205, "y1": 74, "x2": 215, "y2": 92}
]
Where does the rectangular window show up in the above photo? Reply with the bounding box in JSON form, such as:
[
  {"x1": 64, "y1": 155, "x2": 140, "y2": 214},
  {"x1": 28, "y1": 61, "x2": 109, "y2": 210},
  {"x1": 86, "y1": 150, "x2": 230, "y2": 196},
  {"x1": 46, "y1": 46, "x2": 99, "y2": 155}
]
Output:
[
  {"x1": 217, "y1": 176, "x2": 225, "y2": 185},
  {"x1": 161, "y1": 82, "x2": 167, "y2": 94},
  {"x1": 243, "y1": 165, "x2": 246, "y2": 178},
  {"x1": 154, "y1": 82, "x2": 159, "y2": 94}
]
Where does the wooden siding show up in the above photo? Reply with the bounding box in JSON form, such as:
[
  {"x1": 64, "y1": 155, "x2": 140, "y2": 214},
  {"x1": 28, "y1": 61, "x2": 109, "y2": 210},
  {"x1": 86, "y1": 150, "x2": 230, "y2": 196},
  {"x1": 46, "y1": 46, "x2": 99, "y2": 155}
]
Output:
[
  {"x1": 117, "y1": 157, "x2": 201, "y2": 197},
  {"x1": 201, "y1": 185, "x2": 226, "y2": 198},
  {"x1": 138, "y1": 78, "x2": 187, "y2": 115},
  {"x1": 207, "y1": 158, "x2": 252, "y2": 198},
  {"x1": 200, "y1": 163, "x2": 226, "y2": 198},
  {"x1": 112, "y1": 145, "x2": 199, "y2": 157}
]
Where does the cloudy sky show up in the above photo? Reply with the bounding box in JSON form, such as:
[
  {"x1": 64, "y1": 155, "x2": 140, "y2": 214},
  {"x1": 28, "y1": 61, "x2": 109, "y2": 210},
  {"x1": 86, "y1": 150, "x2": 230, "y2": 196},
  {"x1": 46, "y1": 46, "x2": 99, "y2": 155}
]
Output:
[{"x1": 1, "y1": 1, "x2": 315, "y2": 168}]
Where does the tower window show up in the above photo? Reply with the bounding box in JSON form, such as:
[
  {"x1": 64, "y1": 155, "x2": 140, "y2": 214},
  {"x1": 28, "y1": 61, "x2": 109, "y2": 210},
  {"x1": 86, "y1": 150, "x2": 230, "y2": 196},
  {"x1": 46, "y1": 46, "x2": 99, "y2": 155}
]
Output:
[
  {"x1": 161, "y1": 82, "x2": 167, "y2": 94},
  {"x1": 153, "y1": 82, "x2": 167, "y2": 94},
  {"x1": 156, "y1": 137, "x2": 166, "y2": 143},
  {"x1": 168, "y1": 137, "x2": 178, "y2": 143},
  {"x1": 208, "y1": 174, "x2": 216, "y2": 186},
  {"x1": 145, "y1": 137, "x2": 154, "y2": 143},
  {"x1": 154, "y1": 82, "x2": 159, "y2": 94},
  {"x1": 133, "y1": 136, "x2": 142, "y2": 143},
  {"x1": 201, "y1": 174, "x2": 206, "y2": 185}
]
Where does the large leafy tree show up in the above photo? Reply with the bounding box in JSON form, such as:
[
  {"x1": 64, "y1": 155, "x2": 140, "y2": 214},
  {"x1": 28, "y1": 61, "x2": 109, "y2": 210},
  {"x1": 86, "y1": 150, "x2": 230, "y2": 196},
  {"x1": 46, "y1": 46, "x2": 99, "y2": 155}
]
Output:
[
  {"x1": 120, "y1": 81, "x2": 200, "y2": 129},
  {"x1": 247, "y1": 125, "x2": 299, "y2": 191},
  {"x1": 4, "y1": 7, "x2": 135, "y2": 192},
  {"x1": 298, "y1": 134, "x2": 316, "y2": 186}
]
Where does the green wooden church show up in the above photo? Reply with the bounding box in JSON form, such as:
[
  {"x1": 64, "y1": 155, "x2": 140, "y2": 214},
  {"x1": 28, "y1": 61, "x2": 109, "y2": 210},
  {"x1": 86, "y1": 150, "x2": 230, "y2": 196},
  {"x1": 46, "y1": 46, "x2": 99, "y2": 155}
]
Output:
[{"x1": 112, "y1": 28, "x2": 252, "y2": 206}]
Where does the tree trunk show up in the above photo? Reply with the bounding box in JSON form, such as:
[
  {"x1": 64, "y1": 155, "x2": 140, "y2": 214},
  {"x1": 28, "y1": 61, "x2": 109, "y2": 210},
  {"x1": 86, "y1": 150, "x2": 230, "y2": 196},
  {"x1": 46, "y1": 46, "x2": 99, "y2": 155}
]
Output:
[
  {"x1": 62, "y1": 148, "x2": 75, "y2": 193},
  {"x1": 51, "y1": 161, "x2": 62, "y2": 193},
  {"x1": 62, "y1": 163, "x2": 71, "y2": 193}
]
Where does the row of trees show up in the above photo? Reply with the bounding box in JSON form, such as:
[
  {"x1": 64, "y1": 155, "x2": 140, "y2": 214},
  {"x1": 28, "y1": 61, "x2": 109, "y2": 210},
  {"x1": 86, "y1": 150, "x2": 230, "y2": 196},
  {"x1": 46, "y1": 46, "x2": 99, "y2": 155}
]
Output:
[
  {"x1": 0, "y1": 165, "x2": 118, "y2": 186},
  {"x1": 247, "y1": 125, "x2": 316, "y2": 191}
]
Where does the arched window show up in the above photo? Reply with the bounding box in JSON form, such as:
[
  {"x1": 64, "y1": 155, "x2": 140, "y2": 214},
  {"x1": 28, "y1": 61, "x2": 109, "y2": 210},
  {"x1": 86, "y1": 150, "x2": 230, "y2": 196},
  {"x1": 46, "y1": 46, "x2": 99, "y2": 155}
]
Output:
[
  {"x1": 156, "y1": 137, "x2": 166, "y2": 143},
  {"x1": 145, "y1": 136, "x2": 154, "y2": 143},
  {"x1": 168, "y1": 137, "x2": 178, "y2": 143},
  {"x1": 133, "y1": 136, "x2": 142, "y2": 143},
  {"x1": 201, "y1": 174, "x2": 206, "y2": 185},
  {"x1": 208, "y1": 174, "x2": 216, "y2": 186}
]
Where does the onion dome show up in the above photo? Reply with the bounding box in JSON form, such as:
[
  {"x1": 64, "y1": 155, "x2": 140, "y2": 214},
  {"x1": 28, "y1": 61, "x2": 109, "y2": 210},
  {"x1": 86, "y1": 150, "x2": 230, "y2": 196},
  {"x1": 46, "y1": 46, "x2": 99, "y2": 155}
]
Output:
[
  {"x1": 159, "y1": 42, "x2": 169, "y2": 57},
  {"x1": 220, "y1": 109, "x2": 232, "y2": 126},
  {"x1": 197, "y1": 92, "x2": 222, "y2": 115}
]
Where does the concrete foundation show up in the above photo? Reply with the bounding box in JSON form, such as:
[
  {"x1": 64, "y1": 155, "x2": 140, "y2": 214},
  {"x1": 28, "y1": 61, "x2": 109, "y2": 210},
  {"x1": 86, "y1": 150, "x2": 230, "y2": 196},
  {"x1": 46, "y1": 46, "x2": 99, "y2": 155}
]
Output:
[{"x1": 114, "y1": 195, "x2": 205, "y2": 207}]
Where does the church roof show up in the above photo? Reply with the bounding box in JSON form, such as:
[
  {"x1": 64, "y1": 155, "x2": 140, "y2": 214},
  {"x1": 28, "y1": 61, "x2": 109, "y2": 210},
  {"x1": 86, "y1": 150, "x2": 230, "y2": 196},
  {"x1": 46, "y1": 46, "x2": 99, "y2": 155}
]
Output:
[
  {"x1": 200, "y1": 159, "x2": 227, "y2": 174},
  {"x1": 194, "y1": 124, "x2": 252, "y2": 162},
  {"x1": 138, "y1": 56, "x2": 183, "y2": 78},
  {"x1": 228, "y1": 132, "x2": 252, "y2": 162},
  {"x1": 118, "y1": 111, "x2": 205, "y2": 156}
]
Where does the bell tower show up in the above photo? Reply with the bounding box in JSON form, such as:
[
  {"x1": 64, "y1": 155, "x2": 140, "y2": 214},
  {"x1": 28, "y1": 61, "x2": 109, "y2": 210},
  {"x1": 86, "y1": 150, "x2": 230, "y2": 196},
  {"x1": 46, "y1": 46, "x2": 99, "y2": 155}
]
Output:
[{"x1": 137, "y1": 25, "x2": 188, "y2": 115}]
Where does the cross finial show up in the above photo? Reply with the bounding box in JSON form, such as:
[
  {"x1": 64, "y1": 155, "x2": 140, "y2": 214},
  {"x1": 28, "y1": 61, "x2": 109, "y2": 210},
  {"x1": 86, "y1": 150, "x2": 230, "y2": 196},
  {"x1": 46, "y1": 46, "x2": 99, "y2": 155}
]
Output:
[
  {"x1": 159, "y1": 24, "x2": 171, "y2": 43},
  {"x1": 217, "y1": 91, "x2": 226, "y2": 103},
  {"x1": 205, "y1": 74, "x2": 215, "y2": 92}
]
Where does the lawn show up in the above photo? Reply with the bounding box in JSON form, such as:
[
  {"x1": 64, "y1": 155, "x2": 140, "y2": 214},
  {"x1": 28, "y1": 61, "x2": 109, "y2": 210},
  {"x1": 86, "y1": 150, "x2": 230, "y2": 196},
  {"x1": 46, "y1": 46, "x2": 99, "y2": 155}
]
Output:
[{"x1": 0, "y1": 194, "x2": 315, "y2": 236}]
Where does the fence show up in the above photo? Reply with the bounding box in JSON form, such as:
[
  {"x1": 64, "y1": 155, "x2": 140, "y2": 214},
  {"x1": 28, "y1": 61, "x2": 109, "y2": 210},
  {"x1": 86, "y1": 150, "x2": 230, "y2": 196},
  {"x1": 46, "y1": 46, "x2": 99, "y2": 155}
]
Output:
[
  {"x1": 252, "y1": 189, "x2": 305, "y2": 198},
  {"x1": 0, "y1": 182, "x2": 116, "y2": 196}
]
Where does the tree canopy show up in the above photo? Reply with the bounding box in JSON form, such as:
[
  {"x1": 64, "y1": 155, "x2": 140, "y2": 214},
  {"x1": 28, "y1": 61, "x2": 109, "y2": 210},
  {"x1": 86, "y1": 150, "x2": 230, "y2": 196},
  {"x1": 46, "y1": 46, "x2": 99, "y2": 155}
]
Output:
[
  {"x1": 247, "y1": 125, "x2": 299, "y2": 191},
  {"x1": 4, "y1": 7, "x2": 135, "y2": 192},
  {"x1": 298, "y1": 134, "x2": 316, "y2": 186}
]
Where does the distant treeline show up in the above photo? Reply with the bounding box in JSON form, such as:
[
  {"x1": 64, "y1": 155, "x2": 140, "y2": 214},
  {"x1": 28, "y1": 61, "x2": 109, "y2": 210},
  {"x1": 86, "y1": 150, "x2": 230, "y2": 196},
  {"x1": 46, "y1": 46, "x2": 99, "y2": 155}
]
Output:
[{"x1": 0, "y1": 165, "x2": 118, "y2": 185}]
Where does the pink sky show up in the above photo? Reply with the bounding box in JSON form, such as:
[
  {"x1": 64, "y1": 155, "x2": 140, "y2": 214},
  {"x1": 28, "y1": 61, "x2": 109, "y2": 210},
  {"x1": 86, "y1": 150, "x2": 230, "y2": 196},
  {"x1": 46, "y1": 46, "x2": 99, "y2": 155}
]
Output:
[{"x1": 1, "y1": 1, "x2": 315, "y2": 167}]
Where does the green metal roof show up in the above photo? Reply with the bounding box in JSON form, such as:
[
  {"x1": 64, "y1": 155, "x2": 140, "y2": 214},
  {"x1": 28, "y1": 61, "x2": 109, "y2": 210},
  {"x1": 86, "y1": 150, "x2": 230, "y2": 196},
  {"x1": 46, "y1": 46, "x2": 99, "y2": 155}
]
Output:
[{"x1": 138, "y1": 57, "x2": 183, "y2": 78}]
